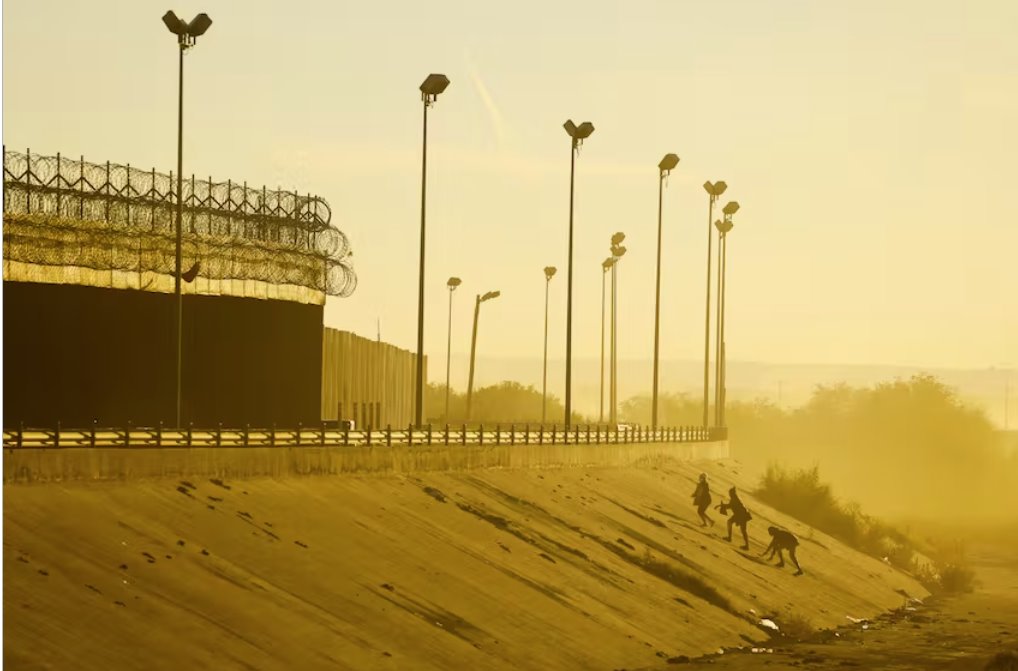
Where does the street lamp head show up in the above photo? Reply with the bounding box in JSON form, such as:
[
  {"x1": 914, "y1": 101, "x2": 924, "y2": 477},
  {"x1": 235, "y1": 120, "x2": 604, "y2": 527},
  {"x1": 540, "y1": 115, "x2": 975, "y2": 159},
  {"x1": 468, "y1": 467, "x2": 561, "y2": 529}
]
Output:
[
  {"x1": 481, "y1": 290, "x2": 501, "y2": 302},
  {"x1": 162, "y1": 10, "x2": 187, "y2": 35},
  {"x1": 447, "y1": 276, "x2": 462, "y2": 289},
  {"x1": 715, "y1": 219, "x2": 734, "y2": 234},
  {"x1": 703, "y1": 180, "x2": 728, "y2": 197},
  {"x1": 722, "y1": 201, "x2": 740, "y2": 216},
  {"x1": 659, "y1": 153, "x2": 680, "y2": 173},
  {"x1": 610, "y1": 231, "x2": 626, "y2": 246},
  {"x1": 612, "y1": 244, "x2": 627, "y2": 258},
  {"x1": 544, "y1": 266, "x2": 557, "y2": 280},
  {"x1": 564, "y1": 120, "x2": 595, "y2": 140},
  {"x1": 187, "y1": 13, "x2": 213, "y2": 36},
  {"x1": 602, "y1": 257, "x2": 615, "y2": 270},
  {"x1": 420, "y1": 73, "x2": 450, "y2": 97}
]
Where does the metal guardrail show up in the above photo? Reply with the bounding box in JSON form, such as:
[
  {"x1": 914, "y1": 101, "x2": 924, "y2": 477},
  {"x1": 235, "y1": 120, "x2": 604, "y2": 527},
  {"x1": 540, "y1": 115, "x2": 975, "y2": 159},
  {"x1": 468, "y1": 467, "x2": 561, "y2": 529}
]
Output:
[{"x1": 2, "y1": 423, "x2": 727, "y2": 450}]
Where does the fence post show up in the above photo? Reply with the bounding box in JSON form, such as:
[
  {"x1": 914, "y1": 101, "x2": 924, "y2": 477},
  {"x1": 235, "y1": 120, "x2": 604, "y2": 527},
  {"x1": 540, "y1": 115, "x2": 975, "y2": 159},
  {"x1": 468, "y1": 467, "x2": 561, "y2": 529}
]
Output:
[
  {"x1": 18, "y1": 421, "x2": 24, "y2": 449},
  {"x1": 216, "y1": 423, "x2": 222, "y2": 447},
  {"x1": 479, "y1": 424, "x2": 485, "y2": 445},
  {"x1": 54, "y1": 420, "x2": 61, "y2": 449},
  {"x1": 525, "y1": 423, "x2": 530, "y2": 445},
  {"x1": 406, "y1": 423, "x2": 412, "y2": 446},
  {"x1": 90, "y1": 420, "x2": 96, "y2": 449},
  {"x1": 124, "y1": 421, "x2": 131, "y2": 448},
  {"x1": 296, "y1": 422, "x2": 303, "y2": 446},
  {"x1": 367, "y1": 425, "x2": 372, "y2": 447},
  {"x1": 509, "y1": 423, "x2": 515, "y2": 446},
  {"x1": 551, "y1": 425, "x2": 556, "y2": 445},
  {"x1": 428, "y1": 424, "x2": 433, "y2": 446},
  {"x1": 244, "y1": 424, "x2": 250, "y2": 447},
  {"x1": 320, "y1": 422, "x2": 326, "y2": 447},
  {"x1": 387, "y1": 424, "x2": 392, "y2": 447},
  {"x1": 187, "y1": 422, "x2": 193, "y2": 447},
  {"x1": 157, "y1": 421, "x2": 163, "y2": 448},
  {"x1": 496, "y1": 424, "x2": 501, "y2": 446},
  {"x1": 462, "y1": 424, "x2": 467, "y2": 446},
  {"x1": 445, "y1": 423, "x2": 450, "y2": 446},
  {"x1": 343, "y1": 423, "x2": 349, "y2": 447}
]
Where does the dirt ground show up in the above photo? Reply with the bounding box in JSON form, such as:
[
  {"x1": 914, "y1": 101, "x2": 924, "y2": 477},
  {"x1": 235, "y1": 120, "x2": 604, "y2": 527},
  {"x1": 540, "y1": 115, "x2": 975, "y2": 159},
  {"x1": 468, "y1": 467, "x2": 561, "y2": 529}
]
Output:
[{"x1": 638, "y1": 540, "x2": 1018, "y2": 671}]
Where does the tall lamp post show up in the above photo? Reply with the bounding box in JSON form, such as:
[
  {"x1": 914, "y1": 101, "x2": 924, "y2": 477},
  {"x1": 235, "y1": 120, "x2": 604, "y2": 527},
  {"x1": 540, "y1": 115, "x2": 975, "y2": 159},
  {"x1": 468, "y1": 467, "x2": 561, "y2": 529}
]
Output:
[
  {"x1": 414, "y1": 73, "x2": 451, "y2": 428},
  {"x1": 653, "y1": 154, "x2": 680, "y2": 429},
  {"x1": 563, "y1": 119, "x2": 595, "y2": 427},
  {"x1": 445, "y1": 276, "x2": 462, "y2": 420},
  {"x1": 714, "y1": 201, "x2": 739, "y2": 426},
  {"x1": 701, "y1": 180, "x2": 727, "y2": 427},
  {"x1": 161, "y1": 10, "x2": 212, "y2": 428},
  {"x1": 466, "y1": 290, "x2": 501, "y2": 421},
  {"x1": 542, "y1": 266, "x2": 557, "y2": 424},
  {"x1": 609, "y1": 233, "x2": 627, "y2": 425},
  {"x1": 600, "y1": 257, "x2": 615, "y2": 424}
]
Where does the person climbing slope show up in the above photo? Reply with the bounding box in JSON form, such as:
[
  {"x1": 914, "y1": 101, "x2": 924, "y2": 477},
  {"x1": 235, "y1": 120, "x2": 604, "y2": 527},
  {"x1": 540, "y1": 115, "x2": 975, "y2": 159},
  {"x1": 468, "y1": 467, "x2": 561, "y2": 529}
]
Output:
[
  {"x1": 691, "y1": 473, "x2": 715, "y2": 527},
  {"x1": 761, "y1": 526, "x2": 804, "y2": 575},
  {"x1": 717, "y1": 486, "x2": 752, "y2": 550}
]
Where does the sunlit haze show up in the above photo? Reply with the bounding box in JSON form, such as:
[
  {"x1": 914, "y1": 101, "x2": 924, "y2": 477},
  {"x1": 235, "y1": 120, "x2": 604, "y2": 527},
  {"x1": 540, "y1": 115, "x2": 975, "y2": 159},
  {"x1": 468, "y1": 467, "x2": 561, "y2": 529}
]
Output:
[{"x1": 5, "y1": 0, "x2": 1016, "y2": 386}]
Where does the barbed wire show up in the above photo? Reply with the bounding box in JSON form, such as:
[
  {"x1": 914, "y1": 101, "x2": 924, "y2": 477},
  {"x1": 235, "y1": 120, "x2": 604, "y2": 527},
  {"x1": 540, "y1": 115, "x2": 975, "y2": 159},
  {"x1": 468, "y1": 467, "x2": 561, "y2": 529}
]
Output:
[{"x1": 2, "y1": 149, "x2": 356, "y2": 297}]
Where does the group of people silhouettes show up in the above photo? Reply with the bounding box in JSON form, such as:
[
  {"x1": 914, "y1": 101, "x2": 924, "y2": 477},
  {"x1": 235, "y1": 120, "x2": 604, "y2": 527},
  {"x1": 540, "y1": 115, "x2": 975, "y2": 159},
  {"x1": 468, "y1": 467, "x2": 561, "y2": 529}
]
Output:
[{"x1": 691, "y1": 473, "x2": 804, "y2": 576}]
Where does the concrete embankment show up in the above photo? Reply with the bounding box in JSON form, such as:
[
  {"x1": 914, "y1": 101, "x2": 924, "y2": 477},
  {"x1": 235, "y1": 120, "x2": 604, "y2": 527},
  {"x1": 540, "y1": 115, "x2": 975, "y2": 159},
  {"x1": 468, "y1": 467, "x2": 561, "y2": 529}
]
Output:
[{"x1": 3, "y1": 447, "x2": 926, "y2": 670}]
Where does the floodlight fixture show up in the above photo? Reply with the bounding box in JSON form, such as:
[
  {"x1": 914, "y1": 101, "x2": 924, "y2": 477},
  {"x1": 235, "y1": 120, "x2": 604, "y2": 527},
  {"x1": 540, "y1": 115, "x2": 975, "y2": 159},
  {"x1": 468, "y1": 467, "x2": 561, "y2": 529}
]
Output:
[
  {"x1": 447, "y1": 276, "x2": 462, "y2": 288},
  {"x1": 162, "y1": 10, "x2": 186, "y2": 35},
  {"x1": 481, "y1": 290, "x2": 501, "y2": 301},
  {"x1": 564, "y1": 120, "x2": 578, "y2": 136},
  {"x1": 612, "y1": 244, "x2": 627, "y2": 258},
  {"x1": 659, "y1": 153, "x2": 680, "y2": 173},
  {"x1": 722, "y1": 201, "x2": 740, "y2": 216},
  {"x1": 602, "y1": 257, "x2": 616, "y2": 270},
  {"x1": 715, "y1": 219, "x2": 733, "y2": 234},
  {"x1": 575, "y1": 122, "x2": 595, "y2": 139},
  {"x1": 544, "y1": 266, "x2": 557, "y2": 280},
  {"x1": 420, "y1": 74, "x2": 450, "y2": 98},
  {"x1": 611, "y1": 232, "x2": 626, "y2": 246},
  {"x1": 188, "y1": 13, "x2": 212, "y2": 36}
]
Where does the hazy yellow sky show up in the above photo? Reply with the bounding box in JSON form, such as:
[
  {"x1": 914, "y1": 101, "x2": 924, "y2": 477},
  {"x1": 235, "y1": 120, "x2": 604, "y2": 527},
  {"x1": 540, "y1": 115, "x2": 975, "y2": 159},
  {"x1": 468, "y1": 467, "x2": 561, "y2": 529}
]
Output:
[{"x1": 4, "y1": 1, "x2": 1016, "y2": 378}]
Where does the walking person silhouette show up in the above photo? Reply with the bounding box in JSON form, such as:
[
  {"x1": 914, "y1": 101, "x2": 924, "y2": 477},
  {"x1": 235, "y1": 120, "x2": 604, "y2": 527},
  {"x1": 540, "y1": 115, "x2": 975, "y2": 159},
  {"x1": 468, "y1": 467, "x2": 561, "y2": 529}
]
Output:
[
  {"x1": 692, "y1": 474, "x2": 715, "y2": 527},
  {"x1": 719, "y1": 486, "x2": 752, "y2": 550}
]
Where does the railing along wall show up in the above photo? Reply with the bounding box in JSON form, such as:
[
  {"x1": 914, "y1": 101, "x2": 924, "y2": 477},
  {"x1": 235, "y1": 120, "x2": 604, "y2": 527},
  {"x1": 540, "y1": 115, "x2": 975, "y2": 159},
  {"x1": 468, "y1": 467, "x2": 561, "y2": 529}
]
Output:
[{"x1": 2, "y1": 423, "x2": 727, "y2": 450}]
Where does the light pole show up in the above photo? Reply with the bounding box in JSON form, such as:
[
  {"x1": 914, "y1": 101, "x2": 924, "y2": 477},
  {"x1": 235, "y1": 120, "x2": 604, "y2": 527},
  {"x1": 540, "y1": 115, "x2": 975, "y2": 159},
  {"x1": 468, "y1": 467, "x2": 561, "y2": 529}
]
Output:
[
  {"x1": 714, "y1": 201, "x2": 738, "y2": 426},
  {"x1": 542, "y1": 266, "x2": 557, "y2": 425},
  {"x1": 701, "y1": 180, "x2": 727, "y2": 427},
  {"x1": 466, "y1": 290, "x2": 501, "y2": 421},
  {"x1": 161, "y1": 10, "x2": 212, "y2": 428},
  {"x1": 609, "y1": 233, "x2": 627, "y2": 426},
  {"x1": 415, "y1": 73, "x2": 451, "y2": 428},
  {"x1": 653, "y1": 154, "x2": 679, "y2": 429},
  {"x1": 563, "y1": 119, "x2": 595, "y2": 427},
  {"x1": 600, "y1": 257, "x2": 615, "y2": 424},
  {"x1": 445, "y1": 276, "x2": 462, "y2": 420}
]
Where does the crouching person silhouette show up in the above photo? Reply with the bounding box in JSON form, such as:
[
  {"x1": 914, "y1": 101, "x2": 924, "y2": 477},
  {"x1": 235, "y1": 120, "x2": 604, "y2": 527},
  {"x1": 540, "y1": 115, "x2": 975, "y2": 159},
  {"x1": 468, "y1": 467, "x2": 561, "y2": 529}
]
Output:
[{"x1": 762, "y1": 526, "x2": 804, "y2": 575}]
